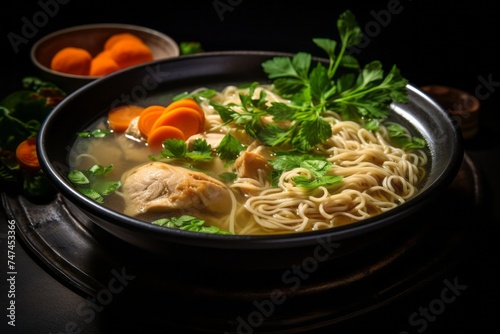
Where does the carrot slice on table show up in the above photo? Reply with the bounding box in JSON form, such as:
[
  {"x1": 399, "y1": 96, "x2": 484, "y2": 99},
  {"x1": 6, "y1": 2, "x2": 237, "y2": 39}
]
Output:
[
  {"x1": 107, "y1": 105, "x2": 145, "y2": 132},
  {"x1": 137, "y1": 105, "x2": 166, "y2": 138},
  {"x1": 147, "y1": 125, "x2": 185, "y2": 149},
  {"x1": 151, "y1": 107, "x2": 204, "y2": 139},
  {"x1": 164, "y1": 98, "x2": 205, "y2": 126},
  {"x1": 16, "y1": 137, "x2": 40, "y2": 173}
]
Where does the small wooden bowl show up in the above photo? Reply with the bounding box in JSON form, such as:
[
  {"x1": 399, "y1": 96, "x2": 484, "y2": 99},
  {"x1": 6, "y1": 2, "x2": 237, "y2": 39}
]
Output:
[{"x1": 421, "y1": 85, "x2": 480, "y2": 139}]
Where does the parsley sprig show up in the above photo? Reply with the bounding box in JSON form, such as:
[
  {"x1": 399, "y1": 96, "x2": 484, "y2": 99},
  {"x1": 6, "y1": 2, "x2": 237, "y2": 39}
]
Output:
[
  {"x1": 259, "y1": 9, "x2": 409, "y2": 152},
  {"x1": 270, "y1": 154, "x2": 343, "y2": 188},
  {"x1": 150, "y1": 138, "x2": 214, "y2": 163},
  {"x1": 207, "y1": 10, "x2": 410, "y2": 153},
  {"x1": 210, "y1": 82, "x2": 271, "y2": 139}
]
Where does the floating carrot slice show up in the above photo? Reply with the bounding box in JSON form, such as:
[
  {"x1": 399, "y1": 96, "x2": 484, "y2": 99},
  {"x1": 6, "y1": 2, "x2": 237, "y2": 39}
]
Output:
[
  {"x1": 151, "y1": 107, "x2": 204, "y2": 139},
  {"x1": 147, "y1": 125, "x2": 185, "y2": 149},
  {"x1": 107, "y1": 105, "x2": 144, "y2": 132},
  {"x1": 137, "y1": 105, "x2": 166, "y2": 138},
  {"x1": 164, "y1": 98, "x2": 203, "y2": 113},
  {"x1": 164, "y1": 98, "x2": 205, "y2": 126},
  {"x1": 16, "y1": 137, "x2": 40, "y2": 173}
]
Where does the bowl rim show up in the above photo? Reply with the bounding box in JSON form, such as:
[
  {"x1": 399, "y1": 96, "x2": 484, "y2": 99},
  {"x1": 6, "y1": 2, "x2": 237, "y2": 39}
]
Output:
[
  {"x1": 30, "y1": 22, "x2": 180, "y2": 80},
  {"x1": 37, "y1": 50, "x2": 464, "y2": 250}
]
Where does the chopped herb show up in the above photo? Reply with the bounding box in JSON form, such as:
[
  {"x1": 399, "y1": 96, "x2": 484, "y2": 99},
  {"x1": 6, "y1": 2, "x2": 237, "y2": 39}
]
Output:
[
  {"x1": 152, "y1": 215, "x2": 232, "y2": 235},
  {"x1": 149, "y1": 138, "x2": 214, "y2": 163},
  {"x1": 68, "y1": 164, "x2": 121, "y2": 203},
  {"x1": 292, "y1": 174, "x2": 343, "y2": 189},
  {"x1": 386, "y1": 123, "x2": 426, "y2": 149},
  {"x1": 364, "y1": 119, "x2": 380, "y2": 131},
  {"x1": 77, "y1": 129, "x2": 112, "y2": 138},
  {"x1": 269, "y1": 154, "x2": 343, "y2": 188},
  {"x1": 179, "y1": 41, "x2": 204, "y2": 55},
  {"x1": 219, "y1": 171, "x2": 237, "y2": 183}
]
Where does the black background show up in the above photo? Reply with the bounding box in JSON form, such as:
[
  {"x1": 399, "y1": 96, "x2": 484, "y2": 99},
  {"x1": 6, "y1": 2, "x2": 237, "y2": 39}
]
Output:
[
  {"x1": 2, "y1": 0, "x2": 499, "y2": 102},
  {"x1": 1, "y1": 0, "x2": 500, "y2": 333}
]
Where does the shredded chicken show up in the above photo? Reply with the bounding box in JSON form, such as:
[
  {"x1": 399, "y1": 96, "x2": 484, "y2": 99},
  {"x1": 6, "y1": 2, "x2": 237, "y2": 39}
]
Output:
[
  {"x1": 121, "y1": 162, "x2": 231, "y2": 216},
  {"x1": 234, "y1": 151, "x2": 272, "y2": 180}
]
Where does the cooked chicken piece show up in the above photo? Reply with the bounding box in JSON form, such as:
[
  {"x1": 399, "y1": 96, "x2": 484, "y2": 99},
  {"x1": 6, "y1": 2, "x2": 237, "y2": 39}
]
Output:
[
  {"x1": 125, "y1": 116, "x2": 142, "y2": 140},
  {"x1": 246, "y1": 141, "x2": 273, "y2": 160},
  {"x1": 234, "y1": 151, "x2": 272, "y2": 181},
  {"x1": 121, "y1": 162, "x2": 231, "y2": 216}
]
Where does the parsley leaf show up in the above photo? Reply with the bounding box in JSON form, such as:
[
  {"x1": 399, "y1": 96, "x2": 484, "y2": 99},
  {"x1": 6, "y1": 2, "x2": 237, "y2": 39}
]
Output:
[
  {"x1": 68, "y1": 164, "x2": 121, "y2": 203},
  {"x1": 216, "y1": 134, "x2": 245, "y2": 161},
  {"x1": 179, "y1": 41, "x2": 204, "y2": 55},
  {"x1": 386, "y1": 123, "x2": 426, "y2": 149},
  {"x1": 152, "y1": 215, "x2": 232, "y2": 235},
  {"x1": 150, "y1": 138, "x2": 214, "y2": 163},
  {"x1": 269, "y1": 154, "x2": 343, "y2": 188},
  {"x1": 173, "y1": 89, "x2": 217, "y2": 101},
  {"x1": 292, "y1": 117, "x2": 332, "y2": 152},
  {"x1": 292, "y1": 175, "x2": 343, "y2": 189},
  {"x1": 77, "y1": 129, "x2": 112, "y2": 138}
]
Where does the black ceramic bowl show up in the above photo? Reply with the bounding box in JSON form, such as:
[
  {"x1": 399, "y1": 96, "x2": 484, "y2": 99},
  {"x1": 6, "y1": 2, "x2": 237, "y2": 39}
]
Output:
[{"x1": 37, "y1": 51, "x2": 464, "y2": 270}]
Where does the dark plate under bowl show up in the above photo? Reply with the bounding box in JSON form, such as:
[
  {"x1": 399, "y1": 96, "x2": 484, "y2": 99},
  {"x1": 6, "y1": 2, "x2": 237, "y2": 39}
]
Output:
[{"x1": 37, "y1": 51, "x2": 464, "y2": 270}]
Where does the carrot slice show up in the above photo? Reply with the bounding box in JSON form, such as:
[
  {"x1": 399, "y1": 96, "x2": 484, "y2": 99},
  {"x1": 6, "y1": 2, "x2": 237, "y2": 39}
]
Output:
[
  {"x1": 165, "y1": 98, "x2": 203, "y2": 113},
  {"x1": 147, "y1": 125, "x2": 185, "y2": 149},
  {"x1": 16, "y1": 137, "x2": 40, "y2": 173},
  {"x1": 109, "y1": 39, "x2": 153, "y2": 69},
  {"x1": 137, "y1": 105, "x2": 166, "y2": 138},
  {"x1": 151, "y1": 107, "x2": 203, "y2": 139},
  {"x1": 164, "y1": 98, "x2": 205, "y2": 127},
  {"x1": 104, "y1": 33, "x2": 144, "y2": 50},
  {"x1": 107, "y1": 105, "x2": 144, "y2": 132}
]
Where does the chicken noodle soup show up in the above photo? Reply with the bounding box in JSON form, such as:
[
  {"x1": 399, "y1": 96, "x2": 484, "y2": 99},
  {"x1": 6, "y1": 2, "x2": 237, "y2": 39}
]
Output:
[{"x1": 69, "y1": 83, "x2": 429, "y2": 235}]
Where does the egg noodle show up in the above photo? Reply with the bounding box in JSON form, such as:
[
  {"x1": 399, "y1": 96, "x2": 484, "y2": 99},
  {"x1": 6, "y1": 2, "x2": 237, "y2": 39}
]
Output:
[{"x1": 197, "y1": 84, "x2": 428, "y2": 234}]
